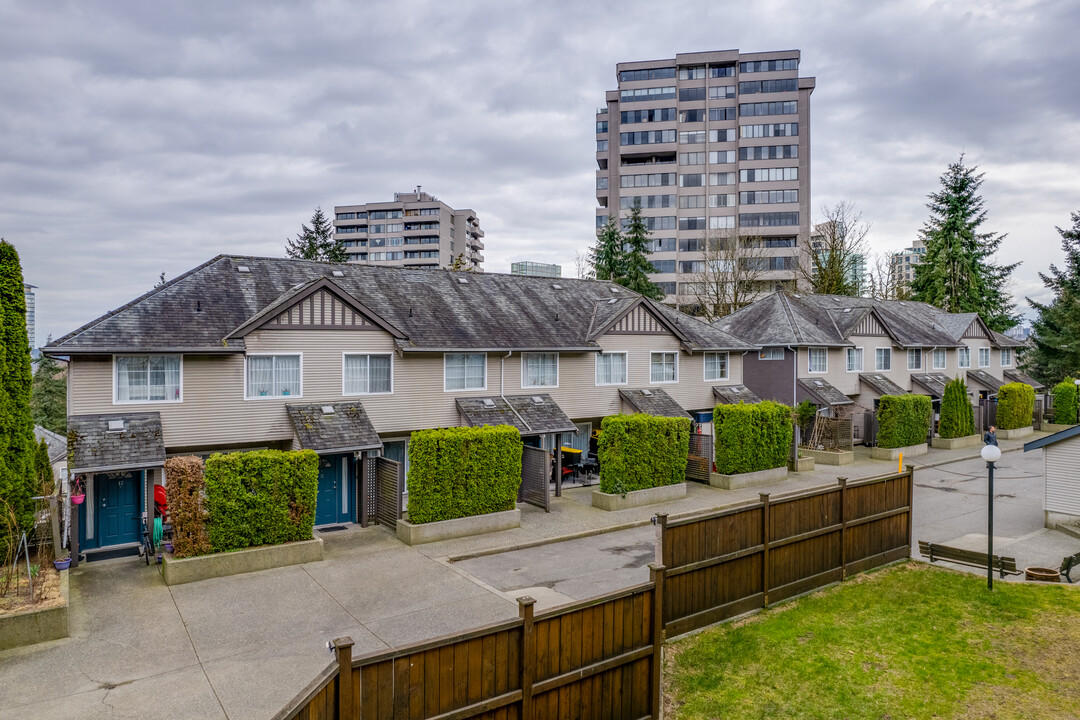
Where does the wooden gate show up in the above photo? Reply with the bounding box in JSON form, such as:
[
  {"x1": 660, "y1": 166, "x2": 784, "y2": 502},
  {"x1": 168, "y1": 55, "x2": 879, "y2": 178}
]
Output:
[
  {"x1": 520, "y1": 446, "x2": 550, "y2": 512},
  {"x1": 374, "y1": 457, "x2": 403, "y2": 528},
  {"x1": 686, "y1": 433, "x2": 713, "y2": 482},
  {"x1": 978, "y1": 399, "x2": 998, "y2": 431}
]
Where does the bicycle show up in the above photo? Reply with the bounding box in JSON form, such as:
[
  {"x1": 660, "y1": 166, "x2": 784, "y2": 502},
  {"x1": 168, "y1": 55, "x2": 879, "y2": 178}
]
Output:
[{"x1": 138, "y1": 513, "x2": 153, "y2": 565}]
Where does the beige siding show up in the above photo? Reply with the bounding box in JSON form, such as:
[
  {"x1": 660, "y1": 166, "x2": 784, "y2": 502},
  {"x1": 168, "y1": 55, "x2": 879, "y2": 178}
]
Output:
[{"x1": 1046, "y1": 440, "x2": 1080, "y2": 517}]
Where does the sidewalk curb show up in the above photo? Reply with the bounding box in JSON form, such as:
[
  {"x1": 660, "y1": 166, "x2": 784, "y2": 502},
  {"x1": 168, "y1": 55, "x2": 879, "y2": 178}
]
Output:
[{"x1": 907, "y1": 443, "x2": 1027, "y2": 471}]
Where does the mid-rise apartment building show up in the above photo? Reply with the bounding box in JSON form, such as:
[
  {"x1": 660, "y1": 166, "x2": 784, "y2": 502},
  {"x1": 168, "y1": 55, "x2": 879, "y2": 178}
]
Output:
[
  {"x1": 333, "y1": 189, "x2": 484, "y2": 271},
  {"x1": 511, "y1": 261, "x2": 561, "y2": 278},
  {"x1": 890, "y1": 239, "x2": 925, "y2": 287},
  {"x1": 596, "y1": 50, "x2": 815, "y2": 309},
  {"x1": 24, "y1": 283, "x2": 35, "y2": 353}
]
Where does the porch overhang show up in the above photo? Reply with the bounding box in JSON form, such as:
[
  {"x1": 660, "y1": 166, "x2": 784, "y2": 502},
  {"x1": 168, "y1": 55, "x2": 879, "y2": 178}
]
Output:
[
  {"x1": 712, "y1": 384, "x2": 761, "y2": 404},
  {"x1": 1004, "y1": 369, "x2": 1044, "y2": 390},
  {"x1": 797, "y1": 378, "x2": 854, "y2": 407},
  {"x1": 287, "y1": 403, "x2": 383, "y2": 454},
  {"x1": 68, "y1": 412, "x2": 166, "y2": 474},
  {"x1": 456, "y1": 394, "x2": 577, "y2": 435},
  {"x1": 910, "y1": 372, "x2": 951, "y2": 399},
  {"x1": 618, "y1": 388, "x2": 691, "y2": 418},
  {"x1": 858, "y1": 373, "x2": 907, "y2": 397},
  {"x1": 964, "y1": 369, "x2": 1005, "y2": 393}
]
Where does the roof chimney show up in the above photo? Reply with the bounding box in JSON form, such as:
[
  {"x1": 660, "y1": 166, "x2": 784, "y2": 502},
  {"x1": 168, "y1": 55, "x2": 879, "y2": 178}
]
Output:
[{"x1": 416, "y1": 185, "x2": 422, "y2": 197}]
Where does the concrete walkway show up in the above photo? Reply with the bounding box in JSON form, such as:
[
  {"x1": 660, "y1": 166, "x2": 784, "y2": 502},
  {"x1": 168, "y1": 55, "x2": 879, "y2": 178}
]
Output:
[{"x1": 0, "y1": 432, "x2": 1065, "y2": 719}]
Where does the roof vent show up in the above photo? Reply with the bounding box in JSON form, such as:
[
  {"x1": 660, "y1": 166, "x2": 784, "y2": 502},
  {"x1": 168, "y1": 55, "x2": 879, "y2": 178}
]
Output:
[
  {"x1": 332, "y1": 270, "x2": 345, "y2": 278},
  {"x1": 642, "y1": 389, "x2": 653, "y2": 396},
  {"x1": 531, "y1": 396, "x2": 544, "y2": 405},
  {"x1": 793, "y1": 293, "x2": 801, "y2": 298},
  {"x1": 238, "y1": 265, "x2": 250, "y2": 273},
  {"x1": 107, "y1": 420, "x2": 125, "y2": 432},
  {"x1": 481, "y1": 398, "x2": 496, "y2": 408},
  {"x1": 843, "y1": 308, "x2": 851, "y2": 313},
  {"x1": 552, "y1": 284, "x2": 562, "y2": 290},
  {"x1": 814, "y1": 380, "x2": 823, "y2": 387},
  {"x1": 457, "y1": 276, "x2": 469, "y2": 284},
  {"x1": 608, "y1": 298, "x2": 618, "y2": 304},
  {"x1": 321, "y1": 405, "x2": 336, "y2": 415},
  {"x1": 609, "y1": 287, "x2": 620, "y2": 293},
  {"x1": 732, "y1": 387, "x2": 741, "y2": 394}
]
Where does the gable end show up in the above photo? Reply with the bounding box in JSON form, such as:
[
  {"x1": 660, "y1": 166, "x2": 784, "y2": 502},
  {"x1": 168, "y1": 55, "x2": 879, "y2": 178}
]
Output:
[
  {"x1": 261, "y1": 288, "x2": 379, "y2": 331},
  {"x1": 605, "y1": 304, "x2": 669, "y2": 335},
  {"x1": 852, "y1": 310, "x2": 887, "y2": 337},
  {"x1": 962, "y1": 319, "x2": 989, "y2": 339}
]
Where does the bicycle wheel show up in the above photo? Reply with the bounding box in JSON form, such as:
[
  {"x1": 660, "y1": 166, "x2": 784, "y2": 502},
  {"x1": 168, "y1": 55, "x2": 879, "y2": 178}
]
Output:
[{"x1": 143, "y1": 535, "x2": 152, "y2": 565}]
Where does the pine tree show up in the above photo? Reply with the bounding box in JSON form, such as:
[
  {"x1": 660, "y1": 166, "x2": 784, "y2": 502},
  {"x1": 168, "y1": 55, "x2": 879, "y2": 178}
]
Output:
[
  {"x1": 0, "y1": 240, "x2": 36, "y2": 551},
  {"x1": 31, "y1": 348, "x2": 66, "y2": 434},
  {"x1": 285, "y1": 208, "x2": 346, "y2": 262},
  {"x1": 617, "y1": 204, "x2": 664, "y2": 300},
  {"x1": 910, "y1": 156, "x2": 1019, "y2": 332},
  {"x1": 591, "y1": 218, "x2": 625, "y2": 281},
  {"x1": 1026, "y1": 211, "x2": 1080, "y2": 385}
]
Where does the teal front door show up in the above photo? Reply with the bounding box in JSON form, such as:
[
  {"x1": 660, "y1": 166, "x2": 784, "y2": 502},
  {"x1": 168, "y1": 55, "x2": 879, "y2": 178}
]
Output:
[
  {"x1": 315, "y1": 455, "x2": 351, "y2": 525},
  {"x1": 97, "y1": 472, "x2": 141, "y2": 547}
]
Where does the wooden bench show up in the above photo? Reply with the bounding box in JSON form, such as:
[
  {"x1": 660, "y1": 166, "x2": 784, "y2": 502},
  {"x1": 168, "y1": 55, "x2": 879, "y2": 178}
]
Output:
[
  {"x1": 1061, "y1": 552, "x2": 1080, "y2": 583},
  {"x1": 918, "y1": 540, "x2": 1021, "y2": 578}
]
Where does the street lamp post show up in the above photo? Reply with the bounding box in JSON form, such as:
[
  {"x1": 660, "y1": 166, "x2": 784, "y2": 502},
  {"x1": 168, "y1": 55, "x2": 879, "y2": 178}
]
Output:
[{"x1": 980, "y1": 443, "x2": 1002, "y2": 590}]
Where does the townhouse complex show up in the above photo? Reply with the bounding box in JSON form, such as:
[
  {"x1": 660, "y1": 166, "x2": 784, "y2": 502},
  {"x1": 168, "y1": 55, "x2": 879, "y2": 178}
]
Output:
[
  {"x1": 595, "y1": 49, "x2": 815, "y2": 308},
  {"x1": 332, "y1": 189, "x2": 484, "y2": 271}
]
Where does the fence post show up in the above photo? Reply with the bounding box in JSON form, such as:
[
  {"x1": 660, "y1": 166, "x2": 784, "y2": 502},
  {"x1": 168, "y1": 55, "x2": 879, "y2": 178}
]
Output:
[
  {"x1": 760, "y1": 493, "x2": 771, "y2": 607},
  {"x1": 837, "y1": 478, "x2": 848, "y2": 579},
  {"x1": 653, "y1": 512, "x2": 668, "y2": 566},
  {"x1": 905, "y1": 465, "x2": 915, "y2": 558},
  {"x1": 334, "y1": 637, "x2": 354, "y2": 720},
  {"x1": 649, "y1": 564, "x2": 666, "y2": 720},
  {"x1": 518, "y1": 596, "x2": 536, "y2": 720}
]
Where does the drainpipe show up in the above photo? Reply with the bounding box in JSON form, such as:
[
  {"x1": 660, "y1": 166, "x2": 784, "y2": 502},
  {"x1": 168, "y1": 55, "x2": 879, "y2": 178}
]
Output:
[{"x1": 787, "y1": 345, "x2": 798, "y2": 405}]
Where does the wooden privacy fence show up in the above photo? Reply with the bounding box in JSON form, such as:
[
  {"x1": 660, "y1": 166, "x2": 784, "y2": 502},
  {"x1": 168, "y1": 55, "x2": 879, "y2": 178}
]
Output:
[
  {"x1": 519, "y1": 446, "x2": 550, "y2": 512},
  {"x1": 278, "y1": 468, "x2": 914, "y2": 720},
  {"x1": 685, "y1": 433, "x2": 712, "y2": 482}
]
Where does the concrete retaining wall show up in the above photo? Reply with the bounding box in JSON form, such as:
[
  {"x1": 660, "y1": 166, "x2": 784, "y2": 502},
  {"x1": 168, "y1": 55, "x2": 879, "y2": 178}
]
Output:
[
  {"x1": 162, "y1": 537, "x2": 324, "y2": 586},
  {"x1": 1042, "y1": 423, "x2": 1076, "y2": 434},
  {"x1": 592, "y1": 483, "x2": 686, "y2": 511},
  {"x1": 799, "y1": 448, "x2": 854, "y2": 466},
  {"x1": 709, "y1": 465, "x2": 788, "y2": 490},
  {"x1": 932, "y1": 434, "x2": 981, "y2": 450},
  {"x1": 998, "y1": 426, "x2": 1034, "y2": 440},
  {"x1": 871, "y1": 443, "x2": 928, "y2": 461},
  {"x1": 397, "y1": 509, "x2": 521, "y2": 546},
  {"x1": 788, "y1": 456, "x2": 816, "y2": 473},
  {"x1": 0, "y1": 570, "x2": 68, "y2": 650}
]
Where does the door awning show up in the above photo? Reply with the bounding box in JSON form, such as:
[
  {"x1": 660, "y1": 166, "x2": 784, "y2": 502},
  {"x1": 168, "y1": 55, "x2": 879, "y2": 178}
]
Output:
[
  {"x1": 798, "y1": 378, "x2": 854, "y2": 406},
  {"x1": 859, "y1": 373, "x2": 907, "y2": 397},
  {"x1": 68, "y1": 412, "x2": 166, "y2": 474},
  {"x1": 618, "y1": 388, "x2": 691, "y2": 418},
  {"x1": 964, "y1": 369, "x2": 1005, "y2": 392},
  {"x1": 456, "y1": 394, "x2": 577, "y2": 435},
  {"x1": 910, "y1": 372, "x2": 951, "y2": 399},
  {"x1": 712, "y1": 384, "x2": 761, "y2": 404},
  {"x1": 1004, "y1": 369, "x2": 1044, "y2": 390},
  {"x1": 287, "y1": 402, "x2": 383, "y2": 454}
]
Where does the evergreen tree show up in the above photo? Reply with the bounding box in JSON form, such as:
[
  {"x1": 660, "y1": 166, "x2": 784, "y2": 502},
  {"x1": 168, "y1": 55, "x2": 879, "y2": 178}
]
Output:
[
  {"x1": 285, "y1": 208, "x2": 346, "y2": 262},
  {"x1": 35, "y1": 438, "x2": 53, "y2": 495},
  {"x1": 938, "y1": 377, "x2": 975, "y2": 439},
  {"x1": 445, "y1": 252, "x2": 473, "y2": 272},
  {"x1": 31, "y1": 348, "x2": 66, "y2": 434},
  {"x1": 616, "y1": 204, "x2": 664, "y2": 300},
  {"x1": 591, "y1": 218, "x2": 625, "y2": 281},
  {"x1": 0, "y1": 240, "x2": 36, "y2": 550},
  {"x1": 910, "y1": 156, "x2": 1019, "y2": 332},
  {"x1": 1026, "y1": 211, "x2": 1080, "y2": 385}
]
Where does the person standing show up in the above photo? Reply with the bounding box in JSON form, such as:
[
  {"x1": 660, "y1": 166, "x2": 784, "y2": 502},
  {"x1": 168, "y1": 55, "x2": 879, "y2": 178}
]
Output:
[{"x1": 983, "y1": 425, "x2": 998, "y2": 446}]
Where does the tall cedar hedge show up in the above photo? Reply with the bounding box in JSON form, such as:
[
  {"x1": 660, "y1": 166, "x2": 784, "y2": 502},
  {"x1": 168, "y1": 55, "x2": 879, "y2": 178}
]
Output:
[
  {"x1": 164, "y1": 456, "x2": 212, "y2": 558},
  {"x1": 876, "y1": 394, "x2": 933, "y2": 449},
  {"x1": 597, "y1": 414, "x2": 690, "y2": 494},
  {"x1": 996, "y1": 382, "x2": 1035, "y2": 430},
  {"x1": 937, "y1": 377, "x2": 975, "y2": 439},
  {"x1": 1052, "y1": 379, "x2": 1078, "y2": 425},
  {"x1": 203, "y1": 449, "x2": 318, "y2": 552},
  {"x1": 714, "y1": 401, "x2": 793, "y2": 475},
  {"x1": 0, "y1": 241, "x2": 35, "y2": 557},
  {"x1": 407, "y1": 425, "x2": 523, "y2": 524}
]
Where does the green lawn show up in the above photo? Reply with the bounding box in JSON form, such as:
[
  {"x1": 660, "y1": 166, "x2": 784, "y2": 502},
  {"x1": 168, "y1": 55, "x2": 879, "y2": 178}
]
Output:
[{"x1": 666, "y1": 562, "x2": 1080, "y2": 720}]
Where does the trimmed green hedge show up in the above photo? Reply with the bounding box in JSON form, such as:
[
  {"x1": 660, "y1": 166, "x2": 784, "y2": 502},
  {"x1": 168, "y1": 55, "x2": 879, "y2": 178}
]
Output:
[
  {"x1": 938, "y1": 378, "x2": 975, "y2": 439},
  {"x1": 407, "y1": 425, "x2": 523, "y2": 524},
  {"x1": 714, "y1": 401, "x2": 793, "y2": 475},
  {"x1": 204, "y1": 449, "x2": 318, "y2": 553},
  {"x1": 877, "y1": 394, "x2": 932, "y2": 449},
  {"x1": 1052, "y1": 379, "x2": 1078, "y2": 425},
  {"x1": 997, "y1": 382, "x2": 1035, "y2": 430},
  {"x1": 598, "y1": 414, "x2": 690, "y2": 495}
]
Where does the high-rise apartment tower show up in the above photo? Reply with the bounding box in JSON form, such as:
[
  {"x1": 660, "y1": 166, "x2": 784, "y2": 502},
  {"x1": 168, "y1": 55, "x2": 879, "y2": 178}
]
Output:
[
  {"x1": 596, "y1": 50, "x2": 814, "y2": 310},
  {"x1": 333, "y1": 189, "x2": 484, "y2": 271}
]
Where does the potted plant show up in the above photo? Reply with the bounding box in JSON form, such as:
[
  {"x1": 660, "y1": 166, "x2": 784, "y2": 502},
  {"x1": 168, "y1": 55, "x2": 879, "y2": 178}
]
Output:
[
  {"x1": 70, "y1": 476, "x2": 85, "y2": 505},
  {"x1": 53, "y1": 555, "x2": 71, "y2": 571}
]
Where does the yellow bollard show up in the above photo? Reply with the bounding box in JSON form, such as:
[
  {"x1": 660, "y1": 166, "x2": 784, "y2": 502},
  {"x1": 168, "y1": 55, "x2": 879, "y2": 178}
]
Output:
[{"x1": 898, "y1": 452, "x2": 903, "y2": 473}]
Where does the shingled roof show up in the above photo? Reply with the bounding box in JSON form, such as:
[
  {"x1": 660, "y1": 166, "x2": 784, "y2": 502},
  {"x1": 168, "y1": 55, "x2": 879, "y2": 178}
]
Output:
[
  {"x1": 798, "y1": 378, "x2": 853, "y2": 406},
  {"x1": 965, "y1": 369, "x2": 1004, "y2": 392},
  {"x1": 456, "y1": 394, "x2": 576, "y2": 434},
  {"x1": 68, "y1": 412, "x2": 165, "y2": 474},
  {"x1": 287, "y1": 402, "x2": 383, "y2": 454},
  {"x1": 910, "y1": 372, "x2": 951, "y2": 398},
  {"x1": 1004, "y1": 369, "x2": 1044, "y2": 390},
  {"x1": 859, "y1": 373, "x2": 907, "y2": 397},
  {"x1": 713, "y1": 384, "x2": 761, "y2": 404},
  {"x1": 45, "y1": 256, "x2": 754, "y2": 355},
  {"x1": 618, "y1": 388, "x2": 691, "y2": 418},
  {"x1": 34, "y1": 426, "x2": 68, "y2": 464}
]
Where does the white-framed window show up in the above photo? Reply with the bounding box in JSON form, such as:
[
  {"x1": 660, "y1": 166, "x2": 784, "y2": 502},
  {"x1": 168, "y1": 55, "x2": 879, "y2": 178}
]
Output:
[
  {"x1": 759, "y1": 347, "x2": 785, "y2": 360},
  {"x1": 114, "y1": 354, "x2": 182, "y2": 403},
  {"x1": 342, "y1": 354, "x2": 392, "y2": 395},
  {"x1": 1000, "y1": 348, "x2": 1013, "y2": 367},
  {"x1": 978, "y1": 347, "x2": 991, "y2": 367},
  {"x1": 444, "y1": 353, "x2": 487, "y2": 391},
  {"x1": 704, "y1": 352, "x2": 729, "y2": 381},
  {"x1": 957, "y1": 346, "x2": 971, "y2": 368},
  {"x1": 246, "y1": 354, "x2": 301, "y2": 399},
  {"x1": 875, "y1": 348, "x2": 891, "y2": 371},
  {"x1": 907, "y1": 349, "x2": 923, "y2": 371},
  {"x1": 650, "y1": 352, "x2": 678, "y2": 383},
  {"x1": 595, "y1": 351, "x2": 628, "y2": 386},
  {"x1": 522, "y1": 353, "x2": 559, "y2": 388},
  {"x1": 808, "y1": 347, "x2": 827, "y2": 373},
  {"x1": 846, "y1": 348, "x2": 863, "y2": 373},
  {"x1": 933, "y1": 349, "x2": 946, "y2": 370}
]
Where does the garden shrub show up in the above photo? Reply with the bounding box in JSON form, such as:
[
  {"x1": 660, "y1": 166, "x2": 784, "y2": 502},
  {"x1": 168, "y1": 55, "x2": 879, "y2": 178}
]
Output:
[
  {"x1": 1052, "y1": 379, "x2": 1078, "y2": 425},
  {"x1": 794, "y1": 400, "x2": 818, "y2": 445},
  {"x1": 996, "y1": 382, "x2": 1035, "y2": 430},
  {"x1": 876, "y1": 394, "x2": 932, "y2": 449},
  {"x1": 598, "y1": 414, "x2": 691, "y2": 495},
  {"x1": 164, "y1": 456, "x2": 211, "y2": 558},
  {"x1": 407, "y1": 425, "x2": 523, "y2": 524},
  {"x1": 714, "y1": 401, "x2": 793, "y2": 475},
  {"x1": 203, "y1": 449, "x2": 318, "y2": 553},
  {"x1": 938, "y1": 378, "x2": 975, "y2": 439}
]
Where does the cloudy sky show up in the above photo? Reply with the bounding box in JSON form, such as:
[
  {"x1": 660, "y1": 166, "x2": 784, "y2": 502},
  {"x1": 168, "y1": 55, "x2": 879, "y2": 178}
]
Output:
[{"x1": 3, "y1": 0, "x2": 1079, "y2": 346}]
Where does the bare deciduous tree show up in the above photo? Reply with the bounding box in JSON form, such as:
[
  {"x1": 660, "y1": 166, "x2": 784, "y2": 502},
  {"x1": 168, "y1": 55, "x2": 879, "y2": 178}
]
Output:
[
  {"x1": 683, "y1": 228, "x2": 774, "y2": 322},
  {"x1": 866, "y1": 252, "x2": 911, "y2": 300},
  {"x1": 573, "y1": 251, "x2": 594, "y2": 280},
  {"x1": 799, "y1": 201, "x2": 871, "y2": 296}
]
